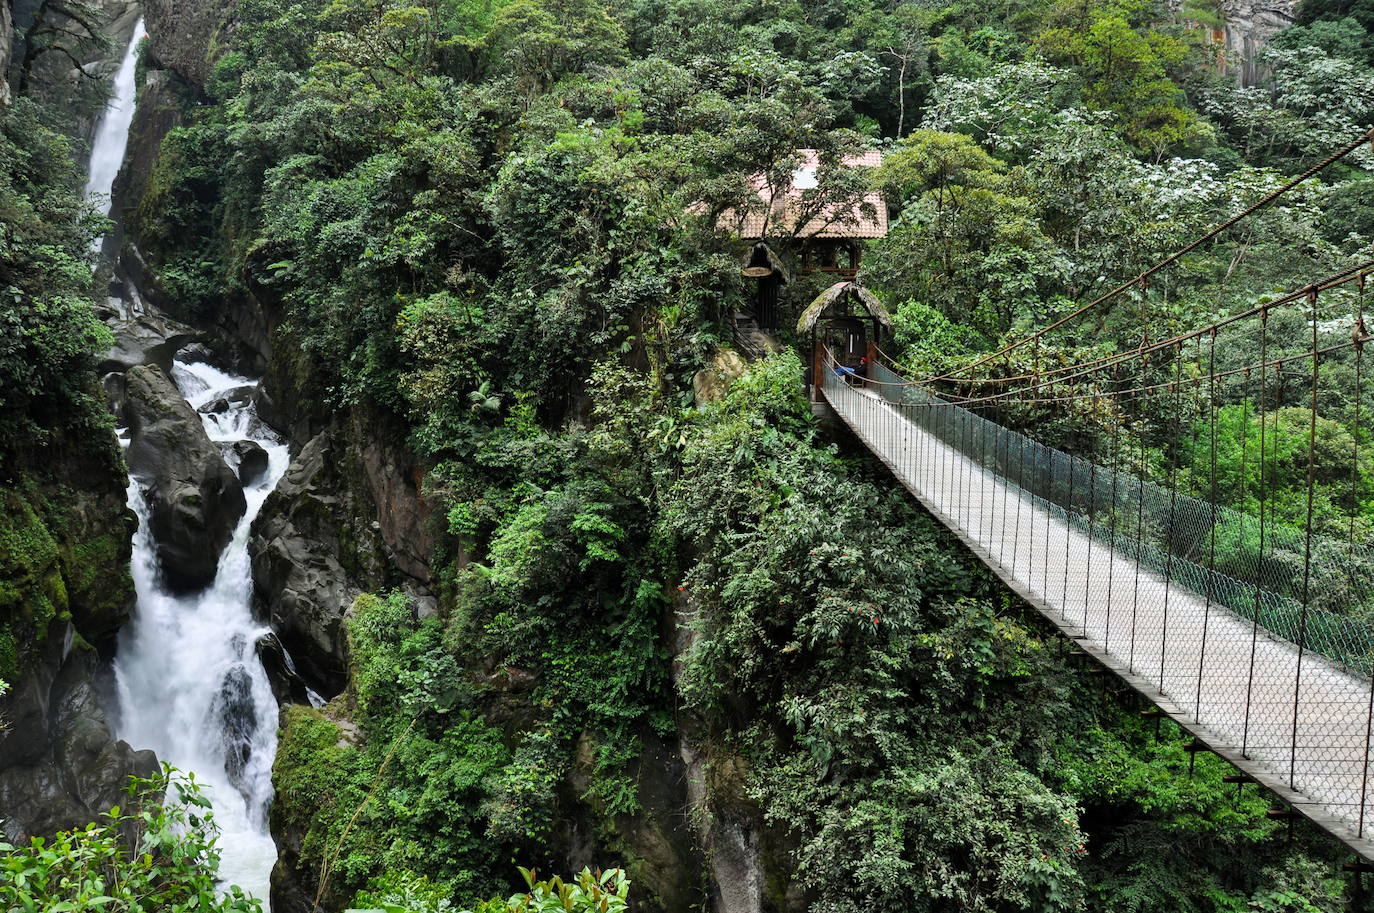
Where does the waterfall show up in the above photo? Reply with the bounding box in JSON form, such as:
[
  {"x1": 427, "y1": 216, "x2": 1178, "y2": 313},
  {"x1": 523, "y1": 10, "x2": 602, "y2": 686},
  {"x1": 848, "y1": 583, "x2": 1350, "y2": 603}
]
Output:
[
  {"x1": 115, "y1": 362, "x2": 288, "y2": 903},
  {"x1": 85, "y1": 25, "x2": 287, "y2": 904},
  {"x1": 84, "y1": 20, "x2": 143, "y2": 217}
]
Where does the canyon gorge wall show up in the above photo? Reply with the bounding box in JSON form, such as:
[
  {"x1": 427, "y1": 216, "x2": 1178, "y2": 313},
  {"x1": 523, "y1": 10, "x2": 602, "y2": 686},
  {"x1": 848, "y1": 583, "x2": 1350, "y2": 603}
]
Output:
[{"x1": 1220, "y1": 0, "x2": 1300, "y2": 84}]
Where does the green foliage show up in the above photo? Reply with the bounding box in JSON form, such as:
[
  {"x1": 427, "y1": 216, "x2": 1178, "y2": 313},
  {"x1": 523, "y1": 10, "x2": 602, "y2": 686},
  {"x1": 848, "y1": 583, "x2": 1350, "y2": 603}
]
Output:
[
  {"x1": 1185, "y1": 402, "x2": 1374, "y2": 535},
  {"x1": 0, "y1": 767, "x2": 261, "y2": 913},
  {"x1": 1037, "y1": 2, "x2": 1210, "y2": 158},
  {"x1": 273, "y1": 597, "x2": 511, "y2": 903},
  {"x1": 1052, "y1": 715, "x2": 1345, "y2": 912},
  {"x1": 888, "y1": 300, "x2": 984, "y2": 374},
  {"x1": 483, "y1": 867, "x2": 629, "y2": 913},
  {"x1": 364, "y1": 866, "x2": 632, "y2": 913},
  {"x1": 118, "y1": 0, "x2": 1374, "y2": 906},
  {"x1": 0, "y1": 98, "x2": 110, "y2": 465},
  {"x1": 864, "y1": 129, "x2": 1063, "y2": 339},
  {"x1": 352, "y1": 869, "x2": 457, "y2": 913}
]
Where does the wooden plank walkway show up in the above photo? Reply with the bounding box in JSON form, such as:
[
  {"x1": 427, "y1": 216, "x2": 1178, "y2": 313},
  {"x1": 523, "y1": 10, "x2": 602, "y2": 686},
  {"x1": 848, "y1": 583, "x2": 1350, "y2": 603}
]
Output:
[{"x1": 820, "y1": 376, "x2": 1374, "y2": 860}]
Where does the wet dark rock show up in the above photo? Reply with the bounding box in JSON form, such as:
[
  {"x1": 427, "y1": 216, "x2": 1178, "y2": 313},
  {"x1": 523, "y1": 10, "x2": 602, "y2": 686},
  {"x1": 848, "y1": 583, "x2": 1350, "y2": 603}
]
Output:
[
  {"x1": 350, "y1": 410, "x2": 434, "y2": 583},
  {"x1": 122, "y1": 364, "x2": 246, "y2": 592},
  {"x1": 255, "y1": 632, "x2": 313, "y2": 705},
  {"x1": 100, "y1": 306, "x2": 201, "y2": 375},
  {"x1": 178, "y1": 341, "x2": 216, "y2": 364},
  {"x1": 251, "y1": 386, "x2": 287, "y2": 436},
  {"x1": 211, "y1": 664, "x2": 257, "y2": 796},
  {"x1": 101, "y1": 372, "x2": 127, "y2": 417},
  {"x1": 249, "y1": 433, "x2": 362, "y2": 696},
  {"x1": 199, "y1": 385, "x2": 257, "y2": 416},
  {"x1": 0, "y1": 621, "x2": 158, "y2": 842}
]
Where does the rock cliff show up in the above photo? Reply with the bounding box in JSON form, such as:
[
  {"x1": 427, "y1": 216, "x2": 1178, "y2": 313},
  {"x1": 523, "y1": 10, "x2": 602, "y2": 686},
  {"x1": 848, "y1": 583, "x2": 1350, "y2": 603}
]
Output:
[
  {"x1": 0, "y1": 427, "x2": 153, "y2": 841},
  {"x1": 1220, "y1": 0, "x2": 1298, "y2": 84},
  {"x1": 141, "y1": 0, "x2": 234, "y2": 87},
  {"x1": 1, "y1": 1, "x2": 13, "y2": 106}
]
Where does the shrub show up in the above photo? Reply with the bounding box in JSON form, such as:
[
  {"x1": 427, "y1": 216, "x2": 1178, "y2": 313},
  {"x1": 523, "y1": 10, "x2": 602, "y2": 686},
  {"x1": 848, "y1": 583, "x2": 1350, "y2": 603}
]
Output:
[{"x1": 0, "y1": 767, "x2": 262, "y2": 912}]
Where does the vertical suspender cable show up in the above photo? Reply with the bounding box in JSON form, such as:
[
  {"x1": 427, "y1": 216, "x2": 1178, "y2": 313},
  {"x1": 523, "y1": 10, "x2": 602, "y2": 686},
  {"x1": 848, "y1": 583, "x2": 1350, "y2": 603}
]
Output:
[
  {"x1": 1290, "y1": 286, "x2": 1321, "y2": 789},
  {"x1": 1063, "y1": 389, "x2": 1074, "y2": 619},
  {"x1": 1130, "y1": 356, "x2": 1147, "y2": 675},
  {"x1": 1243, "y1": 307, "x2": 1269, "y2": 758},
  {"x1": 1160, "y1": 341, "x2": 1183, "y2": 689},
  {"x1": 1355, "y1": 271, "x2": 1373, "y2": 837},
  {"x1": 1027, "y1": 338, "x2": 1040, "y2": 587},
  {"x1": 1104, "y1": 368, "x2": 1115, "y2": 649},
  {"x1": 1086, "y1": 389, "x2": 1100, "y2": 631},
  {"x1": 1196, "y1": 327, "x2": 1219, "y2": 723}
]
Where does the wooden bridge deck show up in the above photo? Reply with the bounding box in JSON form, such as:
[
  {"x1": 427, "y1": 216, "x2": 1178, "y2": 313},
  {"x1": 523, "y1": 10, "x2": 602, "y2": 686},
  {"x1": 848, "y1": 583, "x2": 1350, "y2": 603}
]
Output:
[{"x1": 821, "y1": 376, "x2": 1374, "y2": 860}]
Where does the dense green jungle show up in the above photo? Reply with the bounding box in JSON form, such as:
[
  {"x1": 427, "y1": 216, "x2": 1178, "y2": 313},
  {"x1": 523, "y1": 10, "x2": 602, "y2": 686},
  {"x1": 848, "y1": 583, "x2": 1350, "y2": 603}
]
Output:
[{"x1": 4, "y1": 0, "x2": 1374, "y2": 910}]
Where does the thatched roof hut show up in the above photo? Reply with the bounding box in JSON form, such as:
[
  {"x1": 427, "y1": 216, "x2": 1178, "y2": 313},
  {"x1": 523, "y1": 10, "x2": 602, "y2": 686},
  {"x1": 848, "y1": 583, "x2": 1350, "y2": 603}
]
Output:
[
  {"x1": 741, "y1": 241, "x2": 790, "y2": 284},
  {"x1": 796, "y1": 281, "x2": 891, "y2": 335}
]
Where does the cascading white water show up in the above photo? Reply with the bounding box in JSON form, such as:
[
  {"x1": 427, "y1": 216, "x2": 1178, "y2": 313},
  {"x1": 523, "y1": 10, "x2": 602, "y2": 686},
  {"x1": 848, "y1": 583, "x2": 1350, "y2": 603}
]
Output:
[
  {"x1": 115, "y1": 362, "x2": 288, "y2": 903},
  {"x1": 84, "y1": 20, "x2": 143, "y2": 217},
  {"x1": 87, "y1": 18, "x2": 288, "y2": 904}
]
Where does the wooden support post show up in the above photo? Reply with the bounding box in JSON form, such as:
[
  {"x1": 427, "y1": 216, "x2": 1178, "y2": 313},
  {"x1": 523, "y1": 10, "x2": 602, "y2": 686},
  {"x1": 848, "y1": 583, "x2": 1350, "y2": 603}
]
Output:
[
  {"x1": 812, "y1": 338, "x2": 824, "y2": 403},
  {"x1": 1140, "y1": 706, "x2": 1163, "y2": 739},
  {"x1": 1268, "y1": 807, "x2": 1299, "y2": 843},
  {"x1": 1184, "y1": 739, "x2": 1209, "y2": 778},
  {"x1": 1346, "y1": 860, "x2": 1374, "y2": 910},
  {"x1": 1224, "y1": 771, "x2": 1255, "y2": 799}
]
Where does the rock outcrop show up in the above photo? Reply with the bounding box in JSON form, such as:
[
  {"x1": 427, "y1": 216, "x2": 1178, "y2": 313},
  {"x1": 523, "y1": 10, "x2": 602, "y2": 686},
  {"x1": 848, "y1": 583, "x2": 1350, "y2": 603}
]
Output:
[
  {"x1": 1217, "y1": 0, "x2": 1298, "y2": 84},
  {"x1": 0, "y1": 625, "x2": 158, "y2": 841},
  {"x1": 251, "y1": 433, "x2": 358, "y2": 695},
  {"x1": 249, "y1": 426, "x2": 413, "y2": 696},
  {"x1": 693, "y1": 348, "x2": 750, "y2": 406},
  {"x1": 96, "y1": 296, "x2": 201, "y2": 375},
  {"x1": 1, "y1": 0, "x2": 13, "y2": 107},
  {"x1": 141, "y1": 0, "x2": 235, "y2": 88},
  {"x1": 0, "y1": 426, "x2": 147, "y2": 841},
  {"x1": 122, "y1": 364, "x2": 246, "y2": 592}
]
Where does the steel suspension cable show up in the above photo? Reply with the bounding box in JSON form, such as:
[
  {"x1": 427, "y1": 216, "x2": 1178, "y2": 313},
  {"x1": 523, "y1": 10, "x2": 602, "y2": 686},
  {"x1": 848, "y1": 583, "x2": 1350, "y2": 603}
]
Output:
[
  {"x1": 921, "y1": 266, "x2": 1374, "y2": 407},
  {"x1": 919, "y1": 128, "x2": 1374, "y2": 385}
]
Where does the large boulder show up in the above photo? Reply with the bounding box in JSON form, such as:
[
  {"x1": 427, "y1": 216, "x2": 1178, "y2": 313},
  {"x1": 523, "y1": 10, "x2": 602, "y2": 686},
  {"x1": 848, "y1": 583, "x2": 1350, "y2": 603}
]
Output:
[
  {"x1": 0, "y1": 620, "x2": 158, "y2": 842},
  {"x1": 99, "y1": 307, "x2": 200, "y2": 374},
  {"x1": 250, "y1": 432, "x2": 365, "y2": 696},
  {"x1": 231, "y1": 440, "x2": 269, "y2": 486},
  {"x1": 123, "y1": 364, "x2": 246, "y2": 592}
]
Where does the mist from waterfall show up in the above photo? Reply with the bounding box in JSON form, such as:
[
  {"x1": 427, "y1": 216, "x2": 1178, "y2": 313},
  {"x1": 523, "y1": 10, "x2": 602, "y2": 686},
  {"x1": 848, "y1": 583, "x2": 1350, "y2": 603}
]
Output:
[
  {"x1": 115, "y1": 363, "x2": 288, "y2": 903},
  {"x1": 84, "y1": 20, "x2": 143, "y2": 217}
]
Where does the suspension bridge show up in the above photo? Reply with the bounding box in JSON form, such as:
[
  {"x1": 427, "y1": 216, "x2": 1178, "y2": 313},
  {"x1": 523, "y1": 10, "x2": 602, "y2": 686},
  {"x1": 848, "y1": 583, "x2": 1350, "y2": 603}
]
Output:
[{"x1": 812, "y1": 128, "x2": 1374, "y2": 863}]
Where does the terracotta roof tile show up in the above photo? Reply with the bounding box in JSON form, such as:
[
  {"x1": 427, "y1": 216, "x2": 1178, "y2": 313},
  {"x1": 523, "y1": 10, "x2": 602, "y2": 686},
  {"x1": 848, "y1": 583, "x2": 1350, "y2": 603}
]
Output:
[{"x1": 726, "y1": 149, "x2": 888, "y2": 241}]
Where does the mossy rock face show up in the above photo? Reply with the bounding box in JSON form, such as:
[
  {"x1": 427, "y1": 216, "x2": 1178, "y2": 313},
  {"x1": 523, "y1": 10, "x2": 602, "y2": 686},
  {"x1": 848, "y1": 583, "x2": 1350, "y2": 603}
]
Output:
[
  {"x1": 0, "y1": 486, "x2": 68, "y2": 681},
  {"x1": 0, "y1": 487, "x2": 62, "y2": 608},
  {"x1": 63, "y1": 531, "x2": 137, "y2": 635},
  {"x1": 0, "y1": 449, "x2": 134, "y2": 679}
]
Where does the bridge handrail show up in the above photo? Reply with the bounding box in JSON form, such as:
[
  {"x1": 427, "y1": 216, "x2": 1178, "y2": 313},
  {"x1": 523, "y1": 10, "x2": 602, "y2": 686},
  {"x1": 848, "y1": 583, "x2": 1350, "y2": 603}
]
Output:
[{"x1": 845, "y1": 357, "x2": 1374, "y2": 677}]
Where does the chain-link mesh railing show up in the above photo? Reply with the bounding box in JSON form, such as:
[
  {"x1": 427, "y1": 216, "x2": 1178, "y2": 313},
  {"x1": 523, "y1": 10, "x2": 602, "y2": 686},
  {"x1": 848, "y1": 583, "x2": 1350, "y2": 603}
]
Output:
[
  {"x1": 821, "y1": 357, "x2": 1374, "y2": 850},
  {"x1": 868, "y1": 360, "x2": 1374, "y2": 678}
]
